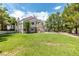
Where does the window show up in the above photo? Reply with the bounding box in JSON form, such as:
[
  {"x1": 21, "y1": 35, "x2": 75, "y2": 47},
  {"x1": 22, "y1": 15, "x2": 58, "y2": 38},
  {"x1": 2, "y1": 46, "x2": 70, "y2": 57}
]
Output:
[
  {"x1": 32, "y1": 22, "x2": 34, "y2": 25},
  {"x1": 31, "y1": 28, "x2": 34, "y2": 31}
]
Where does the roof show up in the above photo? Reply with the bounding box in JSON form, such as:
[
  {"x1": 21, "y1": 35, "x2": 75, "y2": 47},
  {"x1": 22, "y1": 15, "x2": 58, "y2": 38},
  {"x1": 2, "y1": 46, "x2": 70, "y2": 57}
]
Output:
[
  {"x1": 26, "y1": 16, "x2": 37, "y2": 20},
  {"x1": 18, "y1": 16, "x2": 43, "y2": 23},
  {"x1": 19, "y1": 16, "x2": 37, "y2": 22}
]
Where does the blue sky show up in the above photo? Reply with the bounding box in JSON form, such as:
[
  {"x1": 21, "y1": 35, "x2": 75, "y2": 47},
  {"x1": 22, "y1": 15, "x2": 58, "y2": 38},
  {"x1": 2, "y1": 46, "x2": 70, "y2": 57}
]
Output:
[{"x1": 3, "y1": 3, "x2": 66, "y2": 20}]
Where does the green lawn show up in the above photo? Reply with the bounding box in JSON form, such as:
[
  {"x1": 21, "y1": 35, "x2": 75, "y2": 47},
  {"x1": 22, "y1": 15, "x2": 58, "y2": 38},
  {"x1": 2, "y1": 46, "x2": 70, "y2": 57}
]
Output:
[{"x1": 0, "y1": 33, "x2": 79, "y2": 56}]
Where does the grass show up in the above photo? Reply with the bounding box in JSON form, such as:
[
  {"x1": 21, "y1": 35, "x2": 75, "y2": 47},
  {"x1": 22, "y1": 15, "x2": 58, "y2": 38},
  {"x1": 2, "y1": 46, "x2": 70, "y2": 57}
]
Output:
[{"x1": 0, "y1": 33, "x2": 79, "y2": 56}]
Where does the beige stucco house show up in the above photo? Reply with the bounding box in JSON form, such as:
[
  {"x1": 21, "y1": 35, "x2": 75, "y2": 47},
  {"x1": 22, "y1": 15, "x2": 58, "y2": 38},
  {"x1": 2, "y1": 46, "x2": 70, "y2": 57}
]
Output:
[{"x1": 16, "y1": 16, "x2": 45, "y2": 33}]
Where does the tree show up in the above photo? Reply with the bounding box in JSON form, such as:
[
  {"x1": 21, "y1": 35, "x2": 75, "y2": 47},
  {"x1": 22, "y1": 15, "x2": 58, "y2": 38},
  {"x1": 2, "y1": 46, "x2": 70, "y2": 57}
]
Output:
[
  {"x1": 46, "y1": 12, "x2": 63, "y2": 32},
  {"x1": 23, "y1": 20, "x2": 31, "y2": 33},
  {"x1": 73, "y1": 13, "x2": 79, "y2": 34},
  {"x1": 0, "y1": 4, "x2": 10, "y2": 30},
  {"x1": 62, "y1": 3, "x2": 79, "y2": 34},
  {"x1": 46, "y1": 3, "x2": 79, "y2": 34},
  {"x1": 8, "y1": 17, "x2": 16, "y2": 25},
  {"x1": 45, "y1": 14, "x2": 53, "y2": 32},
  {"x1": 0, "y1": 4, "x2": 16, "y2": 31}
]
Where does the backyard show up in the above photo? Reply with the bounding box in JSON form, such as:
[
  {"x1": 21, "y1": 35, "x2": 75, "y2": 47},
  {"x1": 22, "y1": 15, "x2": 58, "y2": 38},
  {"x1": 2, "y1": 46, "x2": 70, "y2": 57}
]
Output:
[{"x1": 0, "y1": 33, "x2": 79, "y2": 56}]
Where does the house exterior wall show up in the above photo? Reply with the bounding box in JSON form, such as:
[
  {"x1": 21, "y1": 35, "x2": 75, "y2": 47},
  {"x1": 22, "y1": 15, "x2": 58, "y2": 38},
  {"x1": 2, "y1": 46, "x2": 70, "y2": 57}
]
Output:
[
  {"x1": 7, "y1": 25, "x2": 15, "y2": 31},
  {"x1": 28, "y1": 19, "x2": 37, "y2": 33},
  {"x1": 18, "y1": 16, "x2": 45, "y2": 33},
  {"x1": 37, "y1": 20, "x2": 45, "y2": 32}
]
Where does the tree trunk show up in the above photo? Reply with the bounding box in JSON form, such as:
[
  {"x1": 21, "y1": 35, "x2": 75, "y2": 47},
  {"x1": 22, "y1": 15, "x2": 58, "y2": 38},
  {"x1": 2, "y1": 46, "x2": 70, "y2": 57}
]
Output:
[
  {"x1": 1, "y1": 21, "x2": 4, "y2": 31},
  {"x1": 75, "y1": 26, "x2": 78, "y2": 34},
  {"x1": 57, "y1": 26, "x2": 59, "y2": 32},
  {"x1": 27, "y1": 28, "x2": 29, "y2": 33},
  {"x1": 57, "y1": 21, "x2": 60, "y2": 32},
  {"x1": 69, "y1": 29, "x2": 72, "y2": 33},
  {"x1": 53, "y1": 28, "x2": 55, "y2": 32}
]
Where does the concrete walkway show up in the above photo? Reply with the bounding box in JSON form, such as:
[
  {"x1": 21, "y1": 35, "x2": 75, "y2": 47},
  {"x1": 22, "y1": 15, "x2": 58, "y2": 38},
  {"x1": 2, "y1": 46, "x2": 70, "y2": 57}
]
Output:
[
  {"x1": 44, "y1": 32, "x2": 79, "y2": 39},
  {"x1": 59, "y1": 32, "x2": 79, "y2": 39}
]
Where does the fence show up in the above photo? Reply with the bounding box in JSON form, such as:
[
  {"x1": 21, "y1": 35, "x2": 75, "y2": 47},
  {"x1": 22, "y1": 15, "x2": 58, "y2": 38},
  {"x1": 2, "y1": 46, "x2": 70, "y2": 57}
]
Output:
[{"x1": 0, "y1": 31, "x2": 16, "y2": 34}]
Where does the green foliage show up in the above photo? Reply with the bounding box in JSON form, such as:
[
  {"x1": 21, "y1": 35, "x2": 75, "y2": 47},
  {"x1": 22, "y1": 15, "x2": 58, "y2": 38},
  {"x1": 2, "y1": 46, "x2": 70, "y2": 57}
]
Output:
[
  {"x1": 62, "y1": 3, "x2": 79, "y2": 34},
  {"x1": 23, "y1": 20, "x2": 31, "y2": 33},
  {"x1": 46, "y1": 12, "x2": 64, "y2": 32},
  {"x1": 8, "y1": 17, "x2": 16, "y2": 25},
  {"x1": 0, "y1": 4, "x2": 16, "y2": 31},
  {"x1": 46, "y1": 3, "x2": 79, "y2": 34}
]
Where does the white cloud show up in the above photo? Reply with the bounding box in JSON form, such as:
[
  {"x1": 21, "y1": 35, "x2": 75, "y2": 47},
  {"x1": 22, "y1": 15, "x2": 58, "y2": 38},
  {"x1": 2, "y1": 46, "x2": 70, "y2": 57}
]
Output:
[
  {"x1": 10, "y1": 10, "x2": 25, "y2": 20},
  {"x1": 25, "y1": 11, "x2": 49, "y2": 21},
  {"x1": 54, "y1": 6, "x2": 62, "y2": 10},
  {"x1": 10, "y1": 10, "x2": 49, "y2": 21},
  {"x1": 36, "y1": 12, "x2": 48, "y2": 21}
]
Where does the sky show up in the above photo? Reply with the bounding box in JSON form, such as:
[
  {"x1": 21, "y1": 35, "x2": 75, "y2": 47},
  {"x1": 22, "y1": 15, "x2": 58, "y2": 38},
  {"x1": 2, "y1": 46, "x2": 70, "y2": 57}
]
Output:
[{"x1": 3, "y1": 3, "x2": 66, "y2": 21}]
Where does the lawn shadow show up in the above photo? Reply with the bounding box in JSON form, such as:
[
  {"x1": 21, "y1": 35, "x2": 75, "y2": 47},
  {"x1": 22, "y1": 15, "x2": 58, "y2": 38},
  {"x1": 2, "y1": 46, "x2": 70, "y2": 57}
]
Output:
[
  {"x1": 71, "y1": 33, "x2": 79, "y2": 36},
  {"x1": 0, "y1": 33, "x2": 12, "y2": 42}
]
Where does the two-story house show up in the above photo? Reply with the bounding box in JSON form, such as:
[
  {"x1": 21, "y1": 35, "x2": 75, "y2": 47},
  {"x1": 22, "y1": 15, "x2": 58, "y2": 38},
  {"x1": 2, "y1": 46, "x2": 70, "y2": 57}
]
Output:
[{"x1": 16, "y1": 16, "x2": 45, "y2": 33}]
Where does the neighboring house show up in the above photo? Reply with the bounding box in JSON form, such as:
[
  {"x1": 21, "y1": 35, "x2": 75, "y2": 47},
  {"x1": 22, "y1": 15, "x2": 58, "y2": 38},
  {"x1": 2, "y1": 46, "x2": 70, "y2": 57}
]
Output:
[
  {"x1": 7, "y1": 24, "x2": 15, "y2": 31},
  {"x1": 0, "y1": 23, "x2": 15, "y2": 31},
  {"x1": 16, "y1": 16, "x2": 45, "y2": 33}
]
